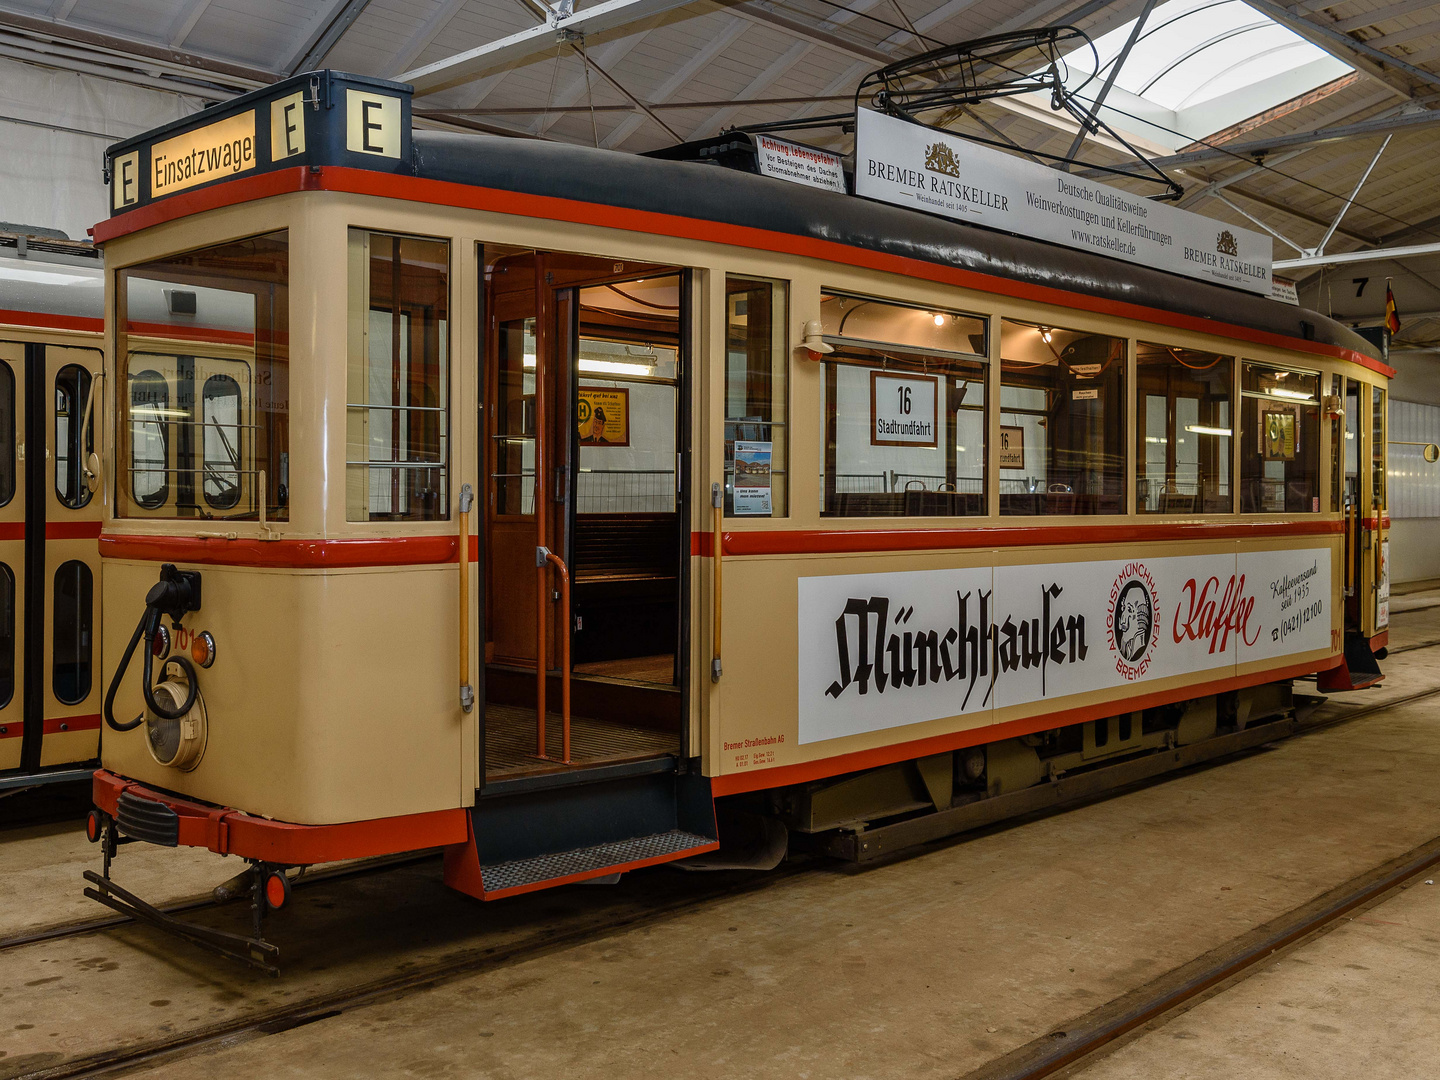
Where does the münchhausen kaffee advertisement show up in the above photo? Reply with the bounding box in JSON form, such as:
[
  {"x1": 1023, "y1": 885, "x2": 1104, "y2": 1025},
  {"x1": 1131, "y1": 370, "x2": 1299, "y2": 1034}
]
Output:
[
  {"x1": 797, "y1": 548, "x2": 1330, "y2": 744},
  {"x1": 853, "y1": 108, "x2": 1273, "y2": 295}
]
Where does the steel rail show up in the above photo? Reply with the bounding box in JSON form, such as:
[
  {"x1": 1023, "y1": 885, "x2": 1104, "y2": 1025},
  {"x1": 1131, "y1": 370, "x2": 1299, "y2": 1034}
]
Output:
[
  {"x1": 960, "y1": 833, "x2": 1440, "y2": 1080},
  {"x1": 18, "y1": 863, "x2": 816, "y2": 1080},
  {"x1": 11, "y1": 629, "x2": 1437, "y2": 1077}
]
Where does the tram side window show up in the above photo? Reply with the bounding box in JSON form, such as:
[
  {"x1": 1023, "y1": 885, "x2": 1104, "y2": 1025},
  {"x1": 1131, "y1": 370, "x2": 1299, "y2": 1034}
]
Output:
[
  {"x1": 725, "y1": 277, "x2": 788, "y2": 517},
  {"x1": 1239, "y1": 362, "x2": 1320, "y2": 513},
  {"x1": 1372, "y1": 385, "x2": 1386, "y2": 511},
  {"x1": 0, "y1": 360, "x2": 13, "y2": 507},
  {"x1": 130, "y1": 369, "x2": 169, "y2": 509},
  {"x1": 1329, "y1": 374, "x2": 1343, "y2": 512},
  {"x1": 0, "y1": 563, "x2": 12, "y2": 709},
  {"x1": 203, "y1": 374, "x2": 243, "y2": 510},
  {"x1": 1136, "y1": 344, "x2": 1232, "y2": 514},
  {"x1": 346, "y1": 230, "x2": 450, "y2": 522},
  {"x1": 819, "y1": 292, "x2": 987, "y2": 517},
  {"x1": 55, "y1": 365, "x2": 93, "y2": 509},
  {"x1": 118, "y1": 231, "x2": 289, "y2": 521},
  {"x1": 1000, "y1": 320, "x2": 1125, "y2": 516},
  {"x1": 53, "y1": 560, "x2": 91, "y2": 706}
]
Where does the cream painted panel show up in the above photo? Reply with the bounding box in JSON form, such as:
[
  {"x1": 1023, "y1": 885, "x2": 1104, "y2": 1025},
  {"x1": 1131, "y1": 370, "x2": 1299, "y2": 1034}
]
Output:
[{"x1": 101, "y1": 560, "x2": 465, "y2": 825}]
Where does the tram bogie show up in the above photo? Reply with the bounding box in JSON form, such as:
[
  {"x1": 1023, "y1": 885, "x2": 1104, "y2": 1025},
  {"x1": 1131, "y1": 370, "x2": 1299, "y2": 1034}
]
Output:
[{"x1": 77, "y1": 71, "x2": 1394, "y2": 965}]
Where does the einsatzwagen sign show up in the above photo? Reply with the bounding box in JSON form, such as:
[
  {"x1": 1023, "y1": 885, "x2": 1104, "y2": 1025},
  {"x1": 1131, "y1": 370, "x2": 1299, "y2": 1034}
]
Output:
[
  {"x1": 797, "y1": 549, "x2": 1329, "y2": 744},
  {"x1": 853, "y1": 108, "x2": 1274, "y2": 296}
]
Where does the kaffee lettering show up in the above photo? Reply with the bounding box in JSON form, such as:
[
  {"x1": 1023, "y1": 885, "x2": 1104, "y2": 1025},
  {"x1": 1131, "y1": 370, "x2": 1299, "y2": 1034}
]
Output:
[{"x1": 1173, "y1": 574, "x2": 1260, "y2": 654}]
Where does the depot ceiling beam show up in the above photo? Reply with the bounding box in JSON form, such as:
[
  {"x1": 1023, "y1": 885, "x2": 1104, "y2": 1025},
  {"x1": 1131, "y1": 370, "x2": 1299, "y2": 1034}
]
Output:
[
  {"x1": 1245, "y1": 0, "x2": 1440, "y2": 96},
  {"x1": 285, "y1": 0, "x2": 376, "y2": 76},
  {"x1": 0, "y1": 6, "x2": 275, "y2": 84},
  {"x1": 1275, "y1": 240, "x2": 1440, "y2": 269},
  {"x1": 1333, "y1": 0, "x2": 1439, "y2": 34},
  {"x1": 600, "y1": 13, "x2": 749, "y2": 147},
  {"x1": 165, "y1": 0, "x2": 214, "y2": 48},
  {"x1": 383, "y1": 0, "x2": 471, "y2": 79},
  {"x1": 1078, "y1": 105, "x2": 1440, "y2": 177},
  {"x1": 400, "y1": 0, "x2": 706, "y2": 95}
]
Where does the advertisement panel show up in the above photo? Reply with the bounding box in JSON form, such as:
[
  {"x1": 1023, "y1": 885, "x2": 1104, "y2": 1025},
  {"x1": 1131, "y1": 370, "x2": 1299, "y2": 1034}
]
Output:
[
  {"x1": 798, "y1": 548, "x2": 1331, "y2": 745},
  {"x1": 853, "y1": 108, "x2": 1273, "y2": 296}
]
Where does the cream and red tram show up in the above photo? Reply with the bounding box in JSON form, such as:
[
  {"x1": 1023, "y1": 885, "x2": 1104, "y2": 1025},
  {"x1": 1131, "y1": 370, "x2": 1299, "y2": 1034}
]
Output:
[
  {"x1": 85, "y1": 72, "x2": 1392, "y2": 965},
  {"x1": 0, "y1": 231, "x2": 107, "y2": 790}
]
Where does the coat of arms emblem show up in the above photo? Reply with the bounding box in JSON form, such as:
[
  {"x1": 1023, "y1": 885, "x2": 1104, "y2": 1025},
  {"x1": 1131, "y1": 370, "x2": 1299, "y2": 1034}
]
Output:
[
  {"x1": 1216, "y1": 230, "x2": 1239, "y2": 257},
  {"x1": 924, "y1": 142, "x2": 961, "y2": 178}
]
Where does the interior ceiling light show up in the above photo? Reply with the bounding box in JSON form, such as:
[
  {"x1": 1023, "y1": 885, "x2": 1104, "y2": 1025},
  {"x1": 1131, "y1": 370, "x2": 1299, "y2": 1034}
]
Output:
[
  {"x1": 1268, "y1": 387, "x2": 1315, "y2": 401},
  {"x1": 932, "y1": 314, "x2": 946, "y2": 327},
  {"x1": 1040, "y1": 328, "x2": 1053, "y2": 343},
  {"x1": 1185, "y1": 424, "x2": 1233, "y2": 436}
]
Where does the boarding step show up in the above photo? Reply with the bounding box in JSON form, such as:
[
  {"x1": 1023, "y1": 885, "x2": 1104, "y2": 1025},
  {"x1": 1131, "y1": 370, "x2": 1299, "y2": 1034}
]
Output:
[
  {"x1": 1317, "y1": 630, "x2": 1385, "y2": 692},
  {"x1": 445, "y1": 766, "x2": 717, "y2": 899},
  {"x1": 480, "y1": 829, "x2": 714, "y2": 895}
]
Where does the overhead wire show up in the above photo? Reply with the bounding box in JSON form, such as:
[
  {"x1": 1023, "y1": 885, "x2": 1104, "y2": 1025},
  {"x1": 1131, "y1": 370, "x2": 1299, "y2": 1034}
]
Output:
[{"x1": 759, "y1": 0, "x2": 1440, "y2": 246}]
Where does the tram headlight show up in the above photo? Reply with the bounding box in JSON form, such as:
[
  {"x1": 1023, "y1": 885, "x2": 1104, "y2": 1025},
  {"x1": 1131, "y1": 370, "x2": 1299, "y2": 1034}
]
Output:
[{"x1": 144, "y1": 659, "x2": 207, "y2": 772}]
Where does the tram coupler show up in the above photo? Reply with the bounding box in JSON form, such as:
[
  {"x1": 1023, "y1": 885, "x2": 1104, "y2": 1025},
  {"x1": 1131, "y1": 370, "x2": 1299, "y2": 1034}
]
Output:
[{"x1": 83, "y1": 869, "x2": 281, "y2": 976}]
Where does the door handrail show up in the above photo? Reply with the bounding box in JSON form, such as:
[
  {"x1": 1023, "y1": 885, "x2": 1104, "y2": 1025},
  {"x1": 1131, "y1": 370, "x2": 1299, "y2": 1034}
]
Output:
[
  {"x1": 459, "y1": 483, "x2": 474, "y2": 713},
  {"x1": 537, "y1": 545, "x2": 571, "y2": 763}
]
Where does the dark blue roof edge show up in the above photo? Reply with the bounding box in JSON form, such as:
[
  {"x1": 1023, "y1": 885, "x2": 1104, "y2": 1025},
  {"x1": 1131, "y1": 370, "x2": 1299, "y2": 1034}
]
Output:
[{"x1": 411, "y1": 129, "x2": 1382, "y2": 366}]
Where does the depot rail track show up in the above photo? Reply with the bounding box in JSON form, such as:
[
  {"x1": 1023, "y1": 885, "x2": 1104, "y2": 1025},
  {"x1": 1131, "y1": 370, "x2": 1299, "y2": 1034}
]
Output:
[
  {"x1": 10, "y1": 635, "x2": 1440, "y2": 1080},
  {"x1": 961, "y1": 834, "x2": 1440, "y2": 1080}
]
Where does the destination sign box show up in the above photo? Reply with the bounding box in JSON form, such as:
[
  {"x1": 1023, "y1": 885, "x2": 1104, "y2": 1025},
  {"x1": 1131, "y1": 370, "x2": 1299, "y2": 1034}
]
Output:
[
  {"x1": 854, "y1": 108, "x2": 1274, "y2": 296},
  {"x1": 105, "y1": 71, "x2": 414, "y2": 217}
]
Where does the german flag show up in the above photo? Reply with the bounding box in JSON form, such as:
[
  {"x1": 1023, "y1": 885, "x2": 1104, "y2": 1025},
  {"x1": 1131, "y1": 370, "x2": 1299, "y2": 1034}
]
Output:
[{"x1": 1385, "y1": 285, "x2": 1401, "y2": 335}]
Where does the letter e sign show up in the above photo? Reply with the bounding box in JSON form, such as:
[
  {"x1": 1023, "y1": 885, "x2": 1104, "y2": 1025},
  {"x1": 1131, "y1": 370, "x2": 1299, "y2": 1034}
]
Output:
[
  {"x1": 112, "y1": 151, "x2": 140, "y2": 210},
  {"x1": 346, "y1": 91, "x2": 400, "y2": 158},
  {"x1": 270, "y1": 92, "x2": 307, "y2": 161}
]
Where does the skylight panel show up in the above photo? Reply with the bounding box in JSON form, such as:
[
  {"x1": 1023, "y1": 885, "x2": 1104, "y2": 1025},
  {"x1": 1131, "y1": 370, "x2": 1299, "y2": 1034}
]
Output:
[{"x1": 1042, "y1": 0, "x2": 1352, "y2": 149}]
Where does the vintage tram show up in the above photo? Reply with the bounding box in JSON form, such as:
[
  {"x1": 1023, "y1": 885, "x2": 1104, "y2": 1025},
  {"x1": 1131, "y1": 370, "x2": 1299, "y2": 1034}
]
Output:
[
  {"x1": 0, "y1": 229, "x2": 107, "y2": 790},
  {"x1": 83, "y1": 72, "x2": 1391, "y2": 969}
]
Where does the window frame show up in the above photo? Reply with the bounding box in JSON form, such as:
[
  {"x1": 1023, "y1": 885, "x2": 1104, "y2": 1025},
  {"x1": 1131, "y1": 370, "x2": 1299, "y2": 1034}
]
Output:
[
  {"x1": 724, "y1": 274, "x2": 790, "y2": 519},
  {"x1": 1238, "y1": 359, "x2": 1323, "y2": 515},
  {"x1": 817, "y1": 289, "x2": 990, "y2": 519},
  {"x1": 1133, "y1": 342, "x2": 1235, "y2": 516},
  {"x1": 345, "y1": 227, "x2": 453, "y2": 524}
]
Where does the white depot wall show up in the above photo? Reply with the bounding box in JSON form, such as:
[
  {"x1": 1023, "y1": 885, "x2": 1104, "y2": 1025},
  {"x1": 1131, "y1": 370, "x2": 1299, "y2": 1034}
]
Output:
[{"x1": 0, "y1": 58, "x2": 203, "y2": 240}]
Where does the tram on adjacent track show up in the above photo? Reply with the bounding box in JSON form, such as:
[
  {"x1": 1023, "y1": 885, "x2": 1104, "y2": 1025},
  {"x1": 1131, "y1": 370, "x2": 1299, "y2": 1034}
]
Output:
[
  {"x1": 0, "y1": 230, "x2": 106, "y2": 790},
  {"x1": 82, "y1": 71, "x2": 1392, "y2": 968}
]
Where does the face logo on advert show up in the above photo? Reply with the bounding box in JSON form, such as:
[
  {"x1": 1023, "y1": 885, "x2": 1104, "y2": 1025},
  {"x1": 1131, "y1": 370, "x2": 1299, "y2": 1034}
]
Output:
[{"x1": 1108, "y1": 563, "x2": 1158, "y2": 680}]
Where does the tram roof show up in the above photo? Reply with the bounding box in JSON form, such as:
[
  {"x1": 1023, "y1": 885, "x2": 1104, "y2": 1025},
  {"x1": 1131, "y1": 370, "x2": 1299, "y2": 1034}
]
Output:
[
  {"x1": 100, "y1": 70, "x2": 1380, "y2": 366},
  {"x1": 412, "y1": 130, "x2": 1381, "y2": 364}
]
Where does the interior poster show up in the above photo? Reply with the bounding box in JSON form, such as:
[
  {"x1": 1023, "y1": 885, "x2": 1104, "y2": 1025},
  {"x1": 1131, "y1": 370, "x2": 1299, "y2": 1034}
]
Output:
[
  {"x1": 577, "y1": 387, "x2": 629, "y2": 446},
  {"x1": 733, "y1": 440, "x2": 773, "y2": 515},
  {"x1": 797, "y1": 548, "x2": 1331, "y2": 744}
]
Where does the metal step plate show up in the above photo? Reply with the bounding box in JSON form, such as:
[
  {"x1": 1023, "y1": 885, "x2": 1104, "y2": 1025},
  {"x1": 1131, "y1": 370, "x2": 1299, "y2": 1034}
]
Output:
[{"x1": 480, "y1": 829, "x2": 712, "y2": 894}]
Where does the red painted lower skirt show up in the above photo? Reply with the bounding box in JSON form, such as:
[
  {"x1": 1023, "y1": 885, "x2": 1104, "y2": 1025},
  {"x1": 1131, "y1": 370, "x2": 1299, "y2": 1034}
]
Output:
[{"x1": 92, "y1": 770, "x2": 468, "y2": 864}]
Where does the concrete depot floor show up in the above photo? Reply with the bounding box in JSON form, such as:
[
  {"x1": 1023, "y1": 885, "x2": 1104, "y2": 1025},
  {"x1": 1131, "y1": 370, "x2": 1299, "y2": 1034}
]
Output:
[{"x1": 2, "y1": 601, "x2": 1438, "y2": 1079}]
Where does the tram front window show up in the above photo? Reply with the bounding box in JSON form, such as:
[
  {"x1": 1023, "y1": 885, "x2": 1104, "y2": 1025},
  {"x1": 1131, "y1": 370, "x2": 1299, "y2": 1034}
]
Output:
[
  {"x1": 117, "y1": 232, "x2": 288, "y2": 520},
  {"x1": 1000, "y1": 319, "x2": 1126, "y2": 515},
  {"x1": 1239, "y1": 362, "x2": 1320, "y2": 513}
]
